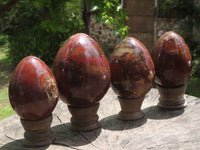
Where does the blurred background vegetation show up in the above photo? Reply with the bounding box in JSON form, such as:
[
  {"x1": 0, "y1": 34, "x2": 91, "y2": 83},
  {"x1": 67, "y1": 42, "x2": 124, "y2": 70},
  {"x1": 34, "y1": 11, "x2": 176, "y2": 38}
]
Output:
[
  {"x1": 0, "y1": 0, "x2": 200, "y2": 120},
  {"x1": 0, "y1": 0, "x2": 128, "y2": 65},
  {"x1": 1, "y1": 0, "x2": 83, "y2": 64},
  {"x1": 0, "y1": 0, "x2": 128, "y2": 120}
]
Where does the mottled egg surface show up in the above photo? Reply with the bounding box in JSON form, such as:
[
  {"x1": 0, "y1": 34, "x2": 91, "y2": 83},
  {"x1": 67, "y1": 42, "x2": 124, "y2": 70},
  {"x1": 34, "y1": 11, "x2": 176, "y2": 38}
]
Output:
[
  {"x1": 53, "y1": 33, "x2": 111, "y2": 107},
  {"x1": 152, "y1": 31, "x2": 192, "y2": 87},
  {"x1": 9, "y1": 56, "x2": 59, "y2": 120},
  {"x1": 110, "y1": 37, "x2": 155, "y2": 98}
]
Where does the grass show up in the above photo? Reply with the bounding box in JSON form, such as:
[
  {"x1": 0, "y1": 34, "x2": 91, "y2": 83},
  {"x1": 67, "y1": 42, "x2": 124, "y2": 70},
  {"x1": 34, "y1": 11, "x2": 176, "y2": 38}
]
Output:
[
  {"x1": 0, "y1": 36, "x2": 15, "y2": 120},
  {"x1": 0, "y1": 105, "x2": 14, "y2": 120},
  {"x1": 186, "y1": 77, "x2": 200, "y2": 98},
  {"x1": 0, "y1": 88, "x2": 14, "y2": 121},
  {"x1": 0, "y1": 88, "x2": 9, "y2": 101}
]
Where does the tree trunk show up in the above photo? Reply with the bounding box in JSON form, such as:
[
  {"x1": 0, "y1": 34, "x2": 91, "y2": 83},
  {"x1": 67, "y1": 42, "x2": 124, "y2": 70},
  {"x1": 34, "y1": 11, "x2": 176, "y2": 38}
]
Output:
[{"x1": 82, "y1": 0, "x2": 91, "y2": 34}]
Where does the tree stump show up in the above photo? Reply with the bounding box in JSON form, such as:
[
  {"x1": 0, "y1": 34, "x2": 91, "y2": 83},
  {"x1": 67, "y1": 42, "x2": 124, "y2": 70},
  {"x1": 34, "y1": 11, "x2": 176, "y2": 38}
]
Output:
[{"x1": 0, "y1": 88, "x2": 200, "y2": 150}]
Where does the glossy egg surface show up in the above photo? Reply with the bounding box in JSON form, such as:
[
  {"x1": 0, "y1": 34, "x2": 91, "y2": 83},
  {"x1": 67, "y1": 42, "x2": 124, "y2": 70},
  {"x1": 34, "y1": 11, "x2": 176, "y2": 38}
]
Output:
[
  {"x1": 53, "y1": 33, "x2": 110, "y2": 107},
  {"x1": 152, "y1": 31, "x2": 192, "y2": 87},
  {"x1": 110, "y1": 37, "x2": 155, "y2": 98},
  {"x1": 9, "y1": 56, "x2": 59, "y2": 120}
]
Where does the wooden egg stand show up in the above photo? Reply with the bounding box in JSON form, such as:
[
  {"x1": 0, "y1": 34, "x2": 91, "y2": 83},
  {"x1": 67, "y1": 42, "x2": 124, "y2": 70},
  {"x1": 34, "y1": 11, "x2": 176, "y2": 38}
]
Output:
[
  {"x1": 117, "y1": 96, "x2": 145, "y2": 121},
  {"x1": 68, "y1": 104, "x2": 100, "y2": 131},
  {"x1": 20, "y1": 115, "x2": 53, "y2": 147},
  {"x1": 157, "y1": 84, "x2": 187, "y2": 109}
]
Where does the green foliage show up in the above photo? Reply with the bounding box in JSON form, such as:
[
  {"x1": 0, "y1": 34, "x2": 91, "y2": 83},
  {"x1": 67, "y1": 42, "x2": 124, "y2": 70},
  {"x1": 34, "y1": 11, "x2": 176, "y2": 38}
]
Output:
[
  {"x1": 162, "y1": 0, "x2": 200, "y2": 44},
  {"x1": 160, "y1": 0, "x2": 200, "y2": 20},
  {"x1": 90, "y1": 0, "x2": 128, "y2": 38},
  {"x1": 159, "y1": 0, "x2": 200, "y2": 47},
  {"x1": 0, "y1": 40, "x2": 15, "y2": 120},
  {"x1": 191, "y1": 46, "x2": 200, "y2": 78},
  {"x1": 8, "y1": 29, "x2": 65, "y2": 64},
  {"x1": 186, "y1": 77, "x2": 200, "y2": 98},
  {"x1": 6, "y1": 0, "x2": 84, "y2": 65},
  {"x1": 0, "y1": 35, "x2": 8, "y2": 45},
  {"x1": 1, "y1": 0, "x2": 128, "y2": 64}
]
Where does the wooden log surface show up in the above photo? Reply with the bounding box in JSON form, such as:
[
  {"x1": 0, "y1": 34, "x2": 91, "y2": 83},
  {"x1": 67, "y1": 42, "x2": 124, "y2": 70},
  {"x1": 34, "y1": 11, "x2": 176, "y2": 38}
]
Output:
[{"x1": 0, "y1": 88, "x2": 200, "y2": 150}]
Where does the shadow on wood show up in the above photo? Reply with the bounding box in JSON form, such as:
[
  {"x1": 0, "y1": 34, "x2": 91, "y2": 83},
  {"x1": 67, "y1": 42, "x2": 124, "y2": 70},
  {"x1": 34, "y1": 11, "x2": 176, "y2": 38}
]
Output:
[
  {"x1": 0, "y1": 139, "x2": 49, "y2": 150},
  {"x1": 100, "y1": 114, "x2": 147, "y2": 131},
  {"x1": 143, "y1": 105, "x2": 185, "y2": 120},
  {"x1": 51, "y1": 123, "x2": 102, "y2": 147}
]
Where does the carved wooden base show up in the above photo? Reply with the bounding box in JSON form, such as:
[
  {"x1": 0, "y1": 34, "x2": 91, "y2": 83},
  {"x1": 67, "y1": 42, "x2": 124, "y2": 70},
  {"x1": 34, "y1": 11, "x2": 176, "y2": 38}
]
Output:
[
  {"x1": 20, "y1": 115, "x2": 53, "y2": 147},
  {"x1": 117, "y1": 96, "x2": 145, "y2": 121},
  {"x1": 157, "y1": 84, "x2": 187, "y2": 109},
  {"x1": 68, "y1": 103, "x2": 100, "y2": 131}
]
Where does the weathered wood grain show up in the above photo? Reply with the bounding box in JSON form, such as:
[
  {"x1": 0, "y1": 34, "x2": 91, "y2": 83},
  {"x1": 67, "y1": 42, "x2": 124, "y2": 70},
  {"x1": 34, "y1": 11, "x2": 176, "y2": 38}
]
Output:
[{"x1": 0, "y1": 88, "x2": 200, "y2": 150}]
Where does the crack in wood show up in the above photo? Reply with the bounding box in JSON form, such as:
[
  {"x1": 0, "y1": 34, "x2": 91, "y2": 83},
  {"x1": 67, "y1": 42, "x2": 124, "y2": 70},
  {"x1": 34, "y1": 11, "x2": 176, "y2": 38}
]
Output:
[
  {"x1": 56, "y1": 115, "x2": 63, "y2": 124},
  {"x1": 5, "y1": 134, "x2": 23, "y2": 144},
  {"x1": 121, "y1": 140, "x2": 129, "y2": 150},
  {"x1": 147, "y1": 146, "x2": 155, "y2": 149},
  {"x1": 144, "y1": 106, "x2": 154, "y2": 115},
  {"x1": 187, "y1": 98, "x2": 199, "y2": 104},
  {"x1": 52, "y1": 141, "x2": 80, "y2": 150},
  {"x1": 120, "y1": 122, "x2": 134, "y2": 149},
  {"x1": 103, "y1": 130, "x2": 112, "y2": 150},
  {"x1": 79, "y1": 132, "x2": 101, "y2": 150},
  {"x1": 92, "y1": 130, "x2": 98, "y2": 142},
  {"x1": 154, "y1": 94, "x2": 160, "y2": 102},
  {"x1": 149, "y1": 122, "x2": 171, "y2": 134},
  {"x1": 192, "y1": 119, "x2": 200, "y2": 123},
  {"x1": 123, "y1": 121, "x2": 129, "y2": 131},
  {"x1": 5, "y1": 135, "x2": 16, "y2": 141}
]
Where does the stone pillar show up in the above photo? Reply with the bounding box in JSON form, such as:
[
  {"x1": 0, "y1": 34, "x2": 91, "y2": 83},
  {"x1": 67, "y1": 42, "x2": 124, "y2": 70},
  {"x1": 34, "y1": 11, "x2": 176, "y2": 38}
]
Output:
[
  {"x1": 125, "y1": 0, "x2": 155, "y2": 52},
  {"x1": 88, "y1": 14, "x2": 122, "y2": 59}
]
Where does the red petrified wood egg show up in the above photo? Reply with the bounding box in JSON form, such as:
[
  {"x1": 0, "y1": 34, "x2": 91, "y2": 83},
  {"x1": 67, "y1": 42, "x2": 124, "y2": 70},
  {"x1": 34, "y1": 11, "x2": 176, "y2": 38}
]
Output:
[
  {"x1": 152, "y1": 31, "x2": 192, "y2": 87},
  {"x1": 110, "y1": 37, "x2": 155, "y2": 98},
  {"x1": 9, "y1": 56, "x2": 59, "y2": 120},
  {"x1": 53, "y1": 33, "x2": 111, "y2": 107}
]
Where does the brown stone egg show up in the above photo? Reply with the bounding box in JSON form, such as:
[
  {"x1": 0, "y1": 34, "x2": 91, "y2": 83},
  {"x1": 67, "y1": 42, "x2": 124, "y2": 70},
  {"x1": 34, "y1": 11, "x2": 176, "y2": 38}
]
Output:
[
  {"x1": 53, "y1": 33, "x2": 111, "y2": 107},
  {"x1": 152, "y1": 31, "x2": 192, "y2": 87},
  {"x1": 110, "y1": 37, "x2": 155, "y2": 98},
  {"x1": 9, "y1": 56, "x2": 59, "y2": 120}
]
